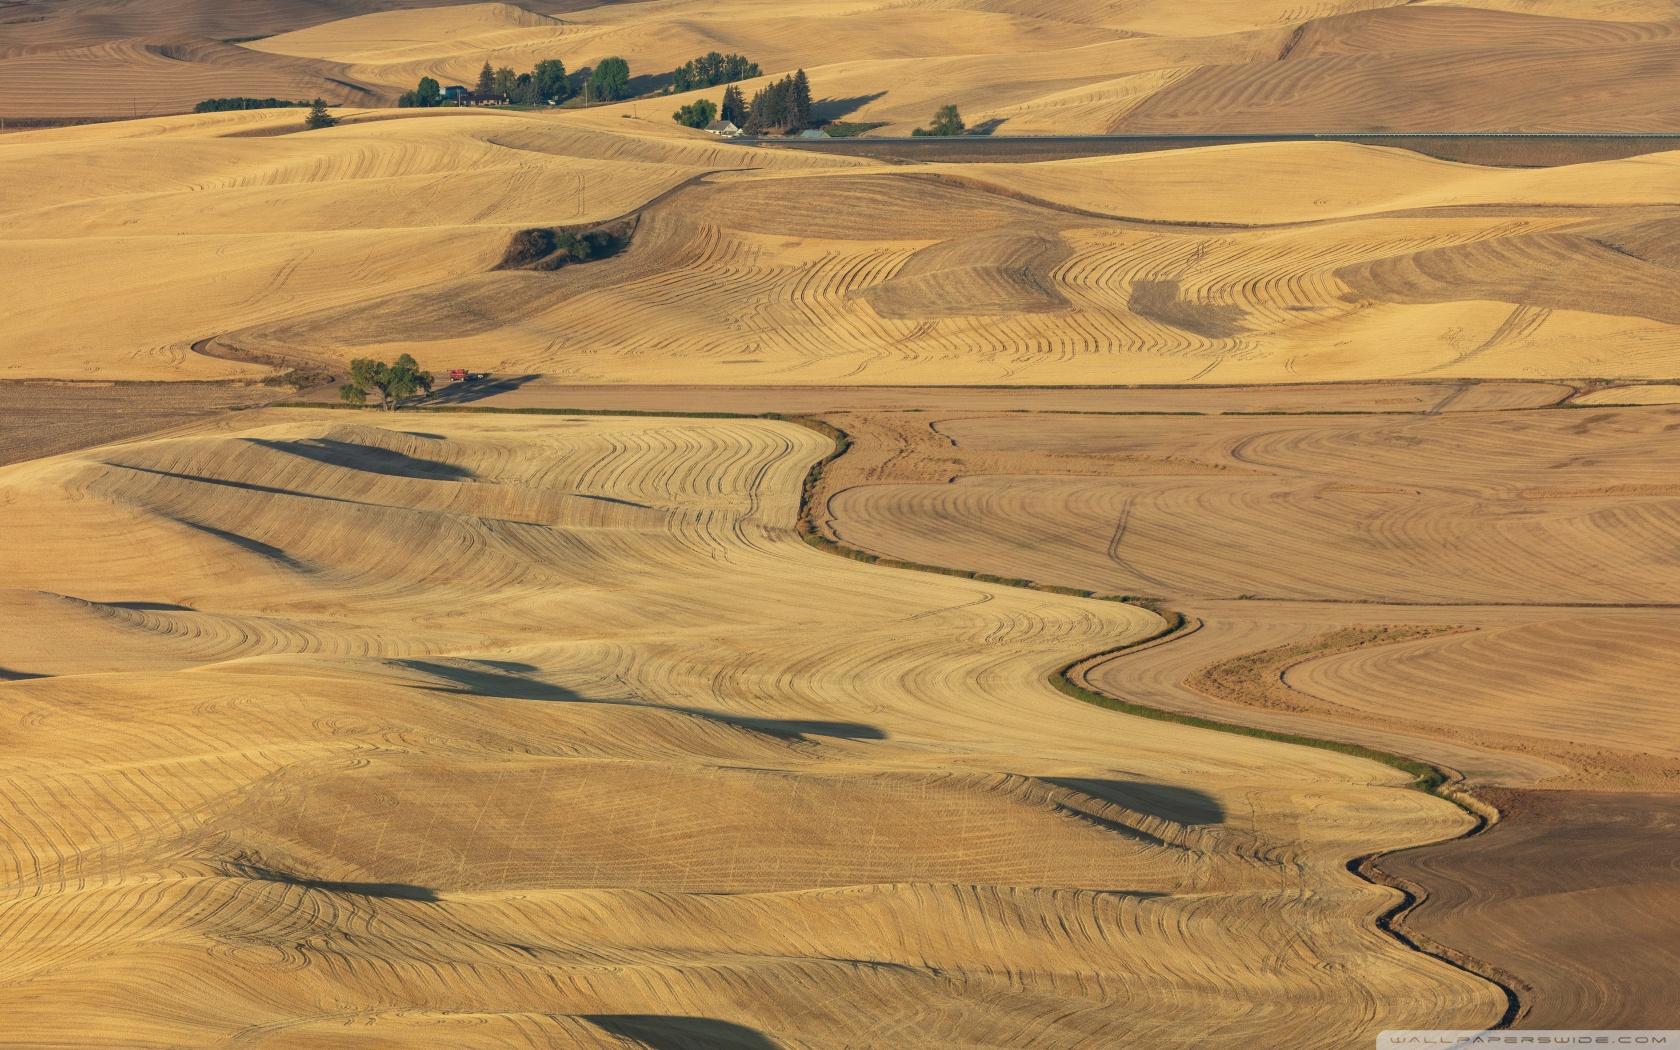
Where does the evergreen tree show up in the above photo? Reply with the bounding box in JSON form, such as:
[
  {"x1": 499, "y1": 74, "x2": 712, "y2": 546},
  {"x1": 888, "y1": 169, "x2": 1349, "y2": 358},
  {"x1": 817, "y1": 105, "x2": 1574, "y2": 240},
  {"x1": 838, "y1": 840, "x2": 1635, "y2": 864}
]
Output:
[
  {"x1": 791, "y1": 69, "x2": 812, "y2": 129},
  {"x1": 476, "y1": 61, "x2": 495, "y2": 95},
  {"x1": 304, "y1": 98, "x2": 337, "y2": 130},
  {"x1": 720, "y1": 84, "x2": 746, "y2": 125},
  {"x1": 742, "y1": 72, "x2": 813, "y2": 134}
]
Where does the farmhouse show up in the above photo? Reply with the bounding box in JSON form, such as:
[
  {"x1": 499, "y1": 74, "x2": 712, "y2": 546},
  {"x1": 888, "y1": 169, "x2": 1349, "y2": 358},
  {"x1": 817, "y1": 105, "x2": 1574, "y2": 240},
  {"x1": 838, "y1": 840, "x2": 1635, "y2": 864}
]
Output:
[{"x1": 705, "y1": 119, "x2": 742, "y2": 137}]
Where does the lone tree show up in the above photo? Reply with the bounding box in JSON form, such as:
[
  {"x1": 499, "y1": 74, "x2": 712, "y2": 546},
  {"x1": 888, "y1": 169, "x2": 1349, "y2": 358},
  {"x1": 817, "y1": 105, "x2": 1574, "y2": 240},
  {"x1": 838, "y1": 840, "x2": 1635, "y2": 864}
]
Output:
[
  {"x1": 913, "y1": 104, "x2": 965, "y2": 137},
  {"x1": 304, "y1": 98, "x2": 337, "y2": 130},
  {"x1": 585, "y1": 57, "x2": 631, "y2": 102},
  {"x1": 341, "y1": 354, "x2": 433, "y2": 410}
]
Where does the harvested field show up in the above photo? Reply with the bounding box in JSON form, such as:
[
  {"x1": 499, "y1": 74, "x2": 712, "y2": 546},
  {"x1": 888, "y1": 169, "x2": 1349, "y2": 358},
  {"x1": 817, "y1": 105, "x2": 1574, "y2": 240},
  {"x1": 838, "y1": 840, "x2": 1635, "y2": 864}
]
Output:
[
  {"x1": 0, "y1": 408, "x2": 1501, "y2": 1046},
  {"x1": 11, "y1": 105, "x2": 1680, "y2": 385},
  {"x1": 1379, "y1": 789, "x2": 1680, "y2": 1029},
  {"x1": 797, "y1": 388, "x2": 1680, "y2": 1026},
  {"x1": 1570, "y1": 381, "x2": 1680, "y2": 405},
  {"x1": 324, "y1": 377, "x2": 1569, "y2": 415},
  {"x1": 766, "y1": 134, "x2": 1680, "y2": 168},
  {"x1": 18, "y1": 0, "x2": 1680, "y2": 136},
  {"x1": 818, "y1": 404, "x2": 1680, "y2": 604},
  {"x1": 10, "y1": 0, "x2": 1680, "y2": 1037},
  {"x1": 0, "y1": 380, "x2": 283, "y2": 466}
]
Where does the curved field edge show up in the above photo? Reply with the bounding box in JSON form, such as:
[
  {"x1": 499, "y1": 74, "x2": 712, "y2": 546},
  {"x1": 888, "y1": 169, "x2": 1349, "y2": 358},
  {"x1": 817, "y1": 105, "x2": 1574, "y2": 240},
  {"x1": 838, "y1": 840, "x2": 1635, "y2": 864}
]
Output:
[{"x1": 271, "y1": 398, "x2": 1523, "y2": 1022}]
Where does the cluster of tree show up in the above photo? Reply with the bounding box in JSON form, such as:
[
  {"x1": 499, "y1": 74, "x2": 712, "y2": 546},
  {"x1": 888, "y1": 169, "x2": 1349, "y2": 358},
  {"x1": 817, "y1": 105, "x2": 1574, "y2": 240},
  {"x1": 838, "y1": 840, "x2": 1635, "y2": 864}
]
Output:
[
  {"x1": 498, "y1": 225, "x2": 625, "y2": 270},
  {"x1": 397, "y1": 76, "x2": 446, "y2": 108},
  {"x1": 393, "y1": 56, "x2": 629, "y2": 108},
  {"x1": 669, "y1": 52, "x2": 759, "y2": 92},
  {"x1": 741, "y1": 69, "x2": 812, "y2": 133},
  {"x1": 194, "y1": 97, "x2": 310, "y2": 113},
  {"x1": 339, "y1": 355, "x2": 432, "y2": 410},
  {"x1": 911, "y1": 104, "x2": 965, "y2": 136},
  {"x1": 472, "y1": 58, "x2": 572, "y2": 104},
  {"x1": 304, "y1": 99, "x2": 337, "y2": 130},
  {"x1": 581, "y1": 57, "x2": 631, "y2": 103},
  {"x1": 672, "y1": 97, "x2": 717, "y2": 129}
]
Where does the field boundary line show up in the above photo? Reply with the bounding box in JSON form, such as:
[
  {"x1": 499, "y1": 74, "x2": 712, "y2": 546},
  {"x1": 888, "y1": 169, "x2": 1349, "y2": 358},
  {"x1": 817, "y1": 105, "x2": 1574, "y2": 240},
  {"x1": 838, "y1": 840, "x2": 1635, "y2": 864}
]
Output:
[{"x1": 267, "y1": 398, "x2": 1525, "y2": 1023}]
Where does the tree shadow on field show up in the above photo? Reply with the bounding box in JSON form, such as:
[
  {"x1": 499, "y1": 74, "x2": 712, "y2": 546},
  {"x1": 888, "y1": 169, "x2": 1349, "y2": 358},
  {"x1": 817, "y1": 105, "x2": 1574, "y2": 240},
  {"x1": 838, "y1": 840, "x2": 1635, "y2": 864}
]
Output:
[
  {"x1": 396, "y1": 659, "x2": 885, "y2": 741},
  {"x1": 813, "y1": 91, "x2": 884, "y2": 122},
  {"x1": 246, "y1": 437, "x2": 474, "y2": 480},
  {"x1": 627, "y1": 71, "x2": 675, "y2": 97},
  {"x1": 585, "y1": 1015, "x2": 783, "y2": 1050},
  {"x1": 1044, "y1": 777, "x2": 1225, "y2": 826},
  {"x1": 426, "y1": 373, "x2": 541, "y2": 406},
  {"x1": 225, "y1": 859, "x2": 439, "y2": 902},
  {"x1": 104, "y1": 600, "x2": 195, "y2": 611},
  {"x1": 177, "y1": 519, "x2": 310, "y2": 572},
  {"x1": 0, "y1": 667, "x2": 49, "y2": 682}
]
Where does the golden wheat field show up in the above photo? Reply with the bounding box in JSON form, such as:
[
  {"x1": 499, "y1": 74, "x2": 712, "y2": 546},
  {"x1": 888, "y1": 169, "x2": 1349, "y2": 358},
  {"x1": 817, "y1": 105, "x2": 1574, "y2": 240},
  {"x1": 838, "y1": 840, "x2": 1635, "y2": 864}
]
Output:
[
  {"x1": 7, "y1": 103, "x2": 1680, "y2": 384},
  {"x1": 13, "y1": 0, "x2": 1680, "y2": 130},
  {"x1": 0, "y1": 409, "x2": 1504, "y2": 1046},
  {"x1": 5, "y1": 0, "x2": 1680, "y2": 1043}
]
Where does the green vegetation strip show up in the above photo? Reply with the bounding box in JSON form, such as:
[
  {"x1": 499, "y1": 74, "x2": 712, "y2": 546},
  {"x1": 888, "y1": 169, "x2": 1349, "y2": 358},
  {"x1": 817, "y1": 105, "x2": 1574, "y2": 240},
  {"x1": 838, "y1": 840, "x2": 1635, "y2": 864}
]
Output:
[{"x1": 1053, "y1": 624, "x2": 1446, "y2": 793}]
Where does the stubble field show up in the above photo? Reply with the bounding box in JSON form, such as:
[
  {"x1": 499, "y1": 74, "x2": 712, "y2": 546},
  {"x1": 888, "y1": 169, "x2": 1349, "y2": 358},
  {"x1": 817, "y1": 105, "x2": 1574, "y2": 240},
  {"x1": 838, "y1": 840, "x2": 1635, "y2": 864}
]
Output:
[
  {"x1": 0, "y1": 409, "x2": 1502, "y2": 1046},
  {"x1": 799, "y1": 383, "x2": 1680, "y2": 1027},
  {"x1": 5, "y1": 0, "x2": 1680, "y2": 1042}
]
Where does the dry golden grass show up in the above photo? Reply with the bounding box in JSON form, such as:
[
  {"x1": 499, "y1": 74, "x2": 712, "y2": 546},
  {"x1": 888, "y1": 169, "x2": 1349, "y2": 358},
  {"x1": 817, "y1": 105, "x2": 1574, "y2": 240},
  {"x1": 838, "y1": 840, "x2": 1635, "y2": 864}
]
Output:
[
  {"x1": 9, "y1": 93, "x2": 1680, "y2": 385},
  {"x1": 0, "y1": 408, "x2": 1499, "y2": 1045},
  {"x1": 13, "y1": 0, "x2": 1680, "y2": 132},
  {"x1": 12, "y1": 101, "x2": 1680, "y2": 385}
]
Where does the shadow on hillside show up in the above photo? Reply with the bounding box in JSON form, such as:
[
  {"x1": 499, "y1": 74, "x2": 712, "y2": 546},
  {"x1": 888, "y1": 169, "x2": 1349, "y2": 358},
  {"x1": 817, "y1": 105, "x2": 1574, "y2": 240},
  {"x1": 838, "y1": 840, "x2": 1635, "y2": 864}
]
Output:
[
  {"x1": 1045, "y1": 777, "x2": 1226, "y2": 826},
  {"x1": 103, "y1": 600, "x2": 195, "y2": 611},
  {"x1": 628, "y1": 72, "x2": 676, "y2": 97},
  {"x1": 227, "y1": 860, "x2": 439, "y2": 902},
  {"x1": 248, "y1": 436, "x2": 474, "y2": 480},
  {"x1": 814, "y1": 91, "x2": 884, "y2": 122},
  {"x1": 586, "y1": 1015, "x2": 783, "y2": 1050},
  {"x1": 177, "y1": 518, "x2": 309, "y2": 572},
  {"x1": 397, "y1": 659, "x2": 885, "y2": 741}
]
